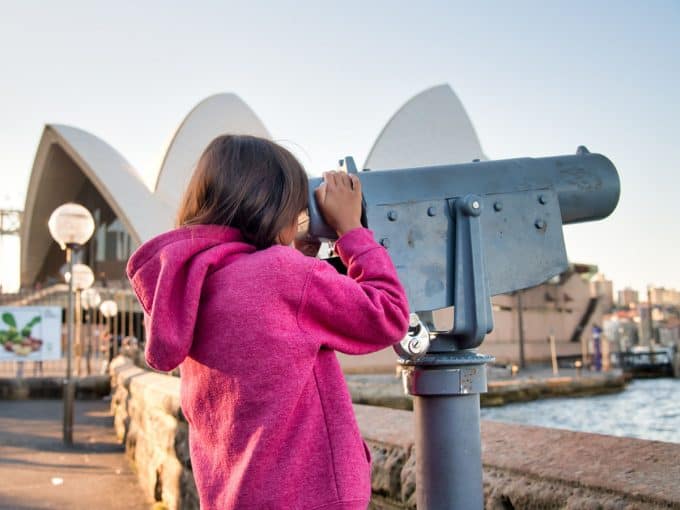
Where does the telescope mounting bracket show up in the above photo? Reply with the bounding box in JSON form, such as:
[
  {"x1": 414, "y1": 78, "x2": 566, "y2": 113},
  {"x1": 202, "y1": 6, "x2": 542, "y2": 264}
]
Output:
[{"x1": 447, "y1": 194, "x2": 494, "y2": 350}]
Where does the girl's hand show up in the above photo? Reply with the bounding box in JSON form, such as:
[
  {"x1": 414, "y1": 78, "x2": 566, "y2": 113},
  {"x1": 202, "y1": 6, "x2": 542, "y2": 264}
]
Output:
[{"x1": 314, "y1": 171, "x2": 362, "y2": 237}]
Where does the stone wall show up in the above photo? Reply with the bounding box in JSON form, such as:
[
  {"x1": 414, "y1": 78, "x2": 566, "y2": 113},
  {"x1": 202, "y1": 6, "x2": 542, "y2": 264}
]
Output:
[
  {"x1": 357, "y1": 406, "x2": 680, "y2": 510},
  {"x1": 110, "y1": 357, "x2": 199, "y2": 510},
  {"x1": 110, "y1": 357, "x2": 680, "y2": 509}
]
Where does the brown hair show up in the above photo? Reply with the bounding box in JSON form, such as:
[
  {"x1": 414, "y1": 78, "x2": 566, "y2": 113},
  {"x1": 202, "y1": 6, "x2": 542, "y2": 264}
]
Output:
[{"x1": 176, "y1": 135, "x2": 309, "y2": 249}]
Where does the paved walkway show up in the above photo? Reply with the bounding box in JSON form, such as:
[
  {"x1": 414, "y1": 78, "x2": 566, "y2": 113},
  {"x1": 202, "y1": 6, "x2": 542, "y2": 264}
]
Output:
[{"x1": 0, "y1": 399, "x2": 149, "y2": 510}]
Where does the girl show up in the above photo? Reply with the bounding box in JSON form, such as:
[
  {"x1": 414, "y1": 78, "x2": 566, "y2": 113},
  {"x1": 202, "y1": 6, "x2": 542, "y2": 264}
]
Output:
[{"x1": 127, "y1": 135, "x2": 409, "y2": 509}]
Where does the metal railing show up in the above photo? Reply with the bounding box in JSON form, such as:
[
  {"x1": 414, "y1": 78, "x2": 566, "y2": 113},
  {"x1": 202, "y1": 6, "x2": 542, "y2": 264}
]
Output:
[
  {"x1": 0, "y1": 357, "x2": 109, "y2": 378},
  {"x1": 1, "y1": 283, "x2": 146, "y2": 378}
]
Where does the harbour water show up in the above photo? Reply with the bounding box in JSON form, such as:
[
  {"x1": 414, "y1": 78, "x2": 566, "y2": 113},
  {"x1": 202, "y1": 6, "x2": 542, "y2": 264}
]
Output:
[{"x1": 481, "y1": 378, "x2": 680, "y2": 443}]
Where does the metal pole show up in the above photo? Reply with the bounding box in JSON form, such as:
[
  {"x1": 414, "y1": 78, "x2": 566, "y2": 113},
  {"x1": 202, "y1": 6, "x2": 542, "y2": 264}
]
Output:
[
  {"x1": 113, "y1": 305, "x2": 118, "y2": 358},
  {"x1": 401, "y1": 351, "x2": 493, "y2": 510},
  {"x1": 75, "y1": 290, "x2": 81, "y2": 376},
  {"x1": 647, "y1": 286, "x2": 654, "y2": 345},
  {"x1": 104, "y1": 315, "x2": 109, "y2": 367},
  {"x1": 100, "y1": 306, "x2": 105, "y2": 363},
  {"x1": 549, "y1": 332, "x2": 559, "y2": 376},
  {"x1": 63, "y1": 246, "x2": 75, "y2": 445},
  {"x1": 581, "y1": 327, "x2": 589, "y2": 368},
  {"x1": 119, "y1": 294, "x2": 125, "y2": 338},
  {"x1": 517, "y1": 291, "x2": 526, "y2": 369},
  {"x1": 96, "y1": 307, "x2": 102, "y2": 362},
  {"x1": 86, "y1": 306, "x2": 92, "y2": 376},
  {"x1": 128, "y1": 293, "x2": 133, "y2": 338},
  {"x1": 135, "y1": 308, "x2": 142, "y2": 346},
  {"x1": 123, "y1": 293, "x2": 128, "y2": 337}
]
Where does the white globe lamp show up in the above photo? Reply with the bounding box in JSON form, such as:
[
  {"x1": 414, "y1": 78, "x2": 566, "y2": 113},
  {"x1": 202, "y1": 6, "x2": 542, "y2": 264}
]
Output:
[
  {"x1": 99, "y1": 300, "x2": 119, "y2": 318},
  {"x1": 81, "y1": 288, "x2": 102, "y2": 310},
  {"x1": 48, "y1": 203, "x2": 95, "y2": 249},
  {"x1": 66, "y1": 264, "x2": 95, "y2": 291}
]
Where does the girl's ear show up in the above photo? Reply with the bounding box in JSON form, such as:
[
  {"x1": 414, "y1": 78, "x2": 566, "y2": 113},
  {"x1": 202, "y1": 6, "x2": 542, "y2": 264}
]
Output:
[{"x1": 275, "y1": 219, "x2": 298, "y2": 246}]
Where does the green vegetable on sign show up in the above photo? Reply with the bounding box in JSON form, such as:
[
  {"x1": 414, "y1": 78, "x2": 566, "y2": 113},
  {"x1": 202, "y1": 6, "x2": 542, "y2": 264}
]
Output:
[
  {"x1": 2, "y1": 312, "x2": 17, "y2": 328},
  {"x1": 0, "y1": 312, "x2": 44, "y2": 356}
]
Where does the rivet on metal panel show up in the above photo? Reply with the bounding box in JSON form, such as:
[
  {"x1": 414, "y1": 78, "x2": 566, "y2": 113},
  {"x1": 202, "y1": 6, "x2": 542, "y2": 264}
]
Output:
[
  {"x1": 380, "y1": 238, "x2": 390, "y2": 248},
  {"x1": 539, "y1": 195, "x2": 548, "y2": 205},
  {"x1": 493, "y1": 201, "x2": 503, "y2": 212},
  {"x1": 535, "y1": 219, "x2": 547, "y2": 230},
  {"x1": 387, "y1": 210, "x2": 398, "y2": 221},
  {"x1": 427, "y1": 206, "x2": 437, "y2": 217},
  {"x1": 461, "y1": 195, "x2": 483, "y2": 217}
]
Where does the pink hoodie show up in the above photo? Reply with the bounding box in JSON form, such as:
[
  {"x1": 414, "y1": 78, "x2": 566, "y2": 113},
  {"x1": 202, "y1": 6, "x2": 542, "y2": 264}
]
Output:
[{"x1": 127, "y1": 224, "x2": 409, "y2": 510}]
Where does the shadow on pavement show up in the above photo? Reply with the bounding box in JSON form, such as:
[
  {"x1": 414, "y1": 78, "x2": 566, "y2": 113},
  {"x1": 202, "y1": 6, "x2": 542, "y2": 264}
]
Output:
[{"x1": 0, "y1": 399, "x2": 149, "y2": 510}]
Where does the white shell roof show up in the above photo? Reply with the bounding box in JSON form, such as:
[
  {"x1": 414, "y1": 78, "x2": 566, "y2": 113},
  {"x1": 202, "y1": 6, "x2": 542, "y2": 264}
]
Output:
[
  {"x1": 364, "y1": 84, "x2": 486, "y2": 170},
  {"x1": 21, "y1": 93, "x2": 270, "y2": 285},
  {"x1": 154, "y1": 93, "x2": 270, "y2": 209}
]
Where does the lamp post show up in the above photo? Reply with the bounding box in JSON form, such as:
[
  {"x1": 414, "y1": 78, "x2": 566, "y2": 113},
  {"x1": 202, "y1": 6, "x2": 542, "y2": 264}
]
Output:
[
  {"x1": 48, "y1": 203, "x2": 95, "y2": 445},
  {"x1": 81, "y1": 288, "x2": 101, "y2": 375},
  {"x1": 100, "y1": 299, "x2": 119, "y2": 363},
  {"x1": 67, "y1": 264, "x2": 95, "y2": 376}
]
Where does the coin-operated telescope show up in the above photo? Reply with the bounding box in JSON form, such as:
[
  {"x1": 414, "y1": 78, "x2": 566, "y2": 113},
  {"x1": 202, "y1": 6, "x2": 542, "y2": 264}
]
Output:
[{"x1": 308, "y1": 147, "x2": 620, "y2": 510}]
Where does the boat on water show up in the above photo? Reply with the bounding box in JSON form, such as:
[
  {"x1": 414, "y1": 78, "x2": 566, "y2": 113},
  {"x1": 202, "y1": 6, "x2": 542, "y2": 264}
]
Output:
[{"x1": 617, "y1": 345, "x2": 679, "y2": 378}]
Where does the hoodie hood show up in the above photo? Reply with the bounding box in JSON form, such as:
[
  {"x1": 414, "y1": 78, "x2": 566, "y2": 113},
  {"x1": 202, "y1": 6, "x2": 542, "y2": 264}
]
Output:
[{"x1": 127, "y1": 224, "x2": 256, "y2": 371}]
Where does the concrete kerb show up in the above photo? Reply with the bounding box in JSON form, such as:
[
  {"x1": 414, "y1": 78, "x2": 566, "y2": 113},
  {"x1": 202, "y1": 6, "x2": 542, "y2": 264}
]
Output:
[
  {"x1": 0, "y1": 373, "x2": 110, "y2": 399},
  {"x1": 347, "y1": 370, "x2": 627, "y2": 411}
]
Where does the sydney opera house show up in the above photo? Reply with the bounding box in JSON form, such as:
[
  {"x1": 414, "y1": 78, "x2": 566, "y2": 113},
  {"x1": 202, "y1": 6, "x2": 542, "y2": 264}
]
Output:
[
  {"x1": 21, "y1": 84, "x2": 485, "y2": 287},
  {"x1": 19, "y1": 84, "x2": 602, "y2": 366}
]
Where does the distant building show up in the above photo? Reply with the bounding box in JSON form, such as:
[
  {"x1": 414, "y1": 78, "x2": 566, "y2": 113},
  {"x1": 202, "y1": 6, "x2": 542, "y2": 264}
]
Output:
[
  {"x1": 649, "y1": 287, "x2": 680, "y2": 307},
  {"x1": 485, "y1": 264, "x2": 606, "y2": 365},
  {"x1": 618, "y1": 287, "x2": 639, "y2": 308},
  {"x1": 638, "y1": 303, "x2": 654, "y2": 345},
  {"x1": 590, "y1": 273, "x2": 614, "y2": 312},
  {"x1": 604, "y1": 313, "x2": 639, "y2": 351},
  {"x1": 658, "y1": 318, "x2": 680, "y2": 346},
  {"x1": 669, "y1": 290, "x2": 680, "y2": 307}
]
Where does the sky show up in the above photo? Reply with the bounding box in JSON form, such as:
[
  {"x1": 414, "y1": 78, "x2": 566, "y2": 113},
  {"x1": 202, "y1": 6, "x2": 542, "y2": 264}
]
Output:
[{"x1": 0, "y1": 0, "x2": 678, "y2": 294}]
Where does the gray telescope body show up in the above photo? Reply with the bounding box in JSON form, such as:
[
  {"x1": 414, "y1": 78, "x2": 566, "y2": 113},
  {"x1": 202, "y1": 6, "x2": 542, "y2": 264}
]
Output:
[
  {"x1": 307, "y1": 148, "x2": 619, "y2": 509},
  {"x1": 308, "y1": 149, "x2": 619, "y2": 349}
]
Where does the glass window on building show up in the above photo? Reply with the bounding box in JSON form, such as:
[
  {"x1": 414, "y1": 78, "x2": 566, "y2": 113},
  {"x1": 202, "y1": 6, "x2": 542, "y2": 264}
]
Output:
[{"x1": 95, "y1": 215, "x2": 135, "y2": 263}]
